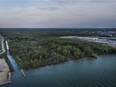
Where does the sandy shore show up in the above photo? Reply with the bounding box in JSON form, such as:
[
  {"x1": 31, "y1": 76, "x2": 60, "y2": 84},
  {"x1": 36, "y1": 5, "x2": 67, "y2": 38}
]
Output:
[{"x1": 0, "y1": 59, "x2": 10, "y2": 85}]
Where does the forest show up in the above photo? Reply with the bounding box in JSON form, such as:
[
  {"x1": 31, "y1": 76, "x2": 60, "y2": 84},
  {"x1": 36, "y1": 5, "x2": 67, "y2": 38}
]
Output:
[{"x1": 0, "y1": 29, "x2": 116, "y2": 69}]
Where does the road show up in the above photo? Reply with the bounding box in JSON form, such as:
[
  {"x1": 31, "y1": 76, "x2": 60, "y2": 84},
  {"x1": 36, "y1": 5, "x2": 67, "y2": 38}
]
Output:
[
  {"x1": 0, "y1": 35, "x2": 6, "y2": 55},
  {"x1": 61, "y1": 36, "x2": 116, "y2": 48}
]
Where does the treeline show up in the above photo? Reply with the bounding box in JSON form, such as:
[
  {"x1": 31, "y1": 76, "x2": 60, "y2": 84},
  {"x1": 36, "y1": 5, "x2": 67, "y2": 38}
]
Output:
[
  {"x1": 8, "y1": 36, "x2": 116, "y2": 69},
  {"x1": 0, "y1": 29, "x2": 116, "y2": 38}
]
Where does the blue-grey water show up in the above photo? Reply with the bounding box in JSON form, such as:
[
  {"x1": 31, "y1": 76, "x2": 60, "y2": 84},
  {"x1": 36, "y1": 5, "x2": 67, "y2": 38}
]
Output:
[{"x1": 1, "y1": 54, "x2": 116, "y2": 87}]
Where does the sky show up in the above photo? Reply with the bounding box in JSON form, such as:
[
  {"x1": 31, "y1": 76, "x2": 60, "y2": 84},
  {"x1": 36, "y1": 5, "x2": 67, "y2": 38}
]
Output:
[{"x1": 0, "y1": 0, "x2": 116, "y2": 28}]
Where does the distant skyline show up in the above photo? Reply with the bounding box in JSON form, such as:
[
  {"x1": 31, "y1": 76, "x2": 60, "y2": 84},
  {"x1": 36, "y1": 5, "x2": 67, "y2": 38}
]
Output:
[{"x1": 0, "y1": 0, "x2": 116, "y2": 28}]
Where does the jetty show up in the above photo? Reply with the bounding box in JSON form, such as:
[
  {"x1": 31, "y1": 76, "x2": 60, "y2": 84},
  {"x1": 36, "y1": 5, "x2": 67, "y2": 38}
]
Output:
[{"x1": 21, "y1": 69, "x2": 27, "y2": 78}]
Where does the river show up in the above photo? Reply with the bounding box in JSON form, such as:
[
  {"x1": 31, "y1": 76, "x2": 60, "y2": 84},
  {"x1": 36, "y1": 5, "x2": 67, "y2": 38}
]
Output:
[{"x1": 1, "y1": 54, "x2": 116, "y2": 87}]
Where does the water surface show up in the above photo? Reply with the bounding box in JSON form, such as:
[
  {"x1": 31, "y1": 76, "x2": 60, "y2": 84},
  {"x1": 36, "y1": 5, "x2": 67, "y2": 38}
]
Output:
[{"x1": 2, "y1": 54, "x2": 116, "y2": 87}]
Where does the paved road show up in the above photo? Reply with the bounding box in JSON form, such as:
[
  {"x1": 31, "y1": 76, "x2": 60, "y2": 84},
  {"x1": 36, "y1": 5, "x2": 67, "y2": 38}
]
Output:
[{"x1": 0, "y1": 35, "x2": 6, "y2": 55}]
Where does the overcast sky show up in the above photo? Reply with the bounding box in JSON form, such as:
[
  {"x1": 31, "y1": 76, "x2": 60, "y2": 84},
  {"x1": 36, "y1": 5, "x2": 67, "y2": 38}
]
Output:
[{"x1": 0, "y1": 0, "x2": 116, "y2": 28}]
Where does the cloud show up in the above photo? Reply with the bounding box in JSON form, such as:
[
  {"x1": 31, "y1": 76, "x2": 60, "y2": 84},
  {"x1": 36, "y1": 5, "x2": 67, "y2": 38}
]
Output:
[{"x1": 0, "y1": 0, "x2": 116, "y2": 28}]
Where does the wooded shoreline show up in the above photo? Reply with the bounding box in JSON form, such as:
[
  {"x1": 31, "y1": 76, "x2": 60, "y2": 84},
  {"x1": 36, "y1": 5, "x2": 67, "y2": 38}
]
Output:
[{"x1": 0, "y1": 29, "x2": 116, "y2": 69}]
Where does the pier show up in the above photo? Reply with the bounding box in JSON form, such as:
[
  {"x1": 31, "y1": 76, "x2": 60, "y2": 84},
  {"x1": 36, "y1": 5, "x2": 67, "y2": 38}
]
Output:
[{"x1": 21, "y1": 69, "x2": 27, "y2": 78}]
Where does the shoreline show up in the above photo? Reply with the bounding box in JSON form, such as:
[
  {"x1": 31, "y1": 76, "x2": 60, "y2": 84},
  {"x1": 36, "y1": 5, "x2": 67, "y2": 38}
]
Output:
[{"x1": 0, "y1": 36, "x2": 11, "y2": 85}]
